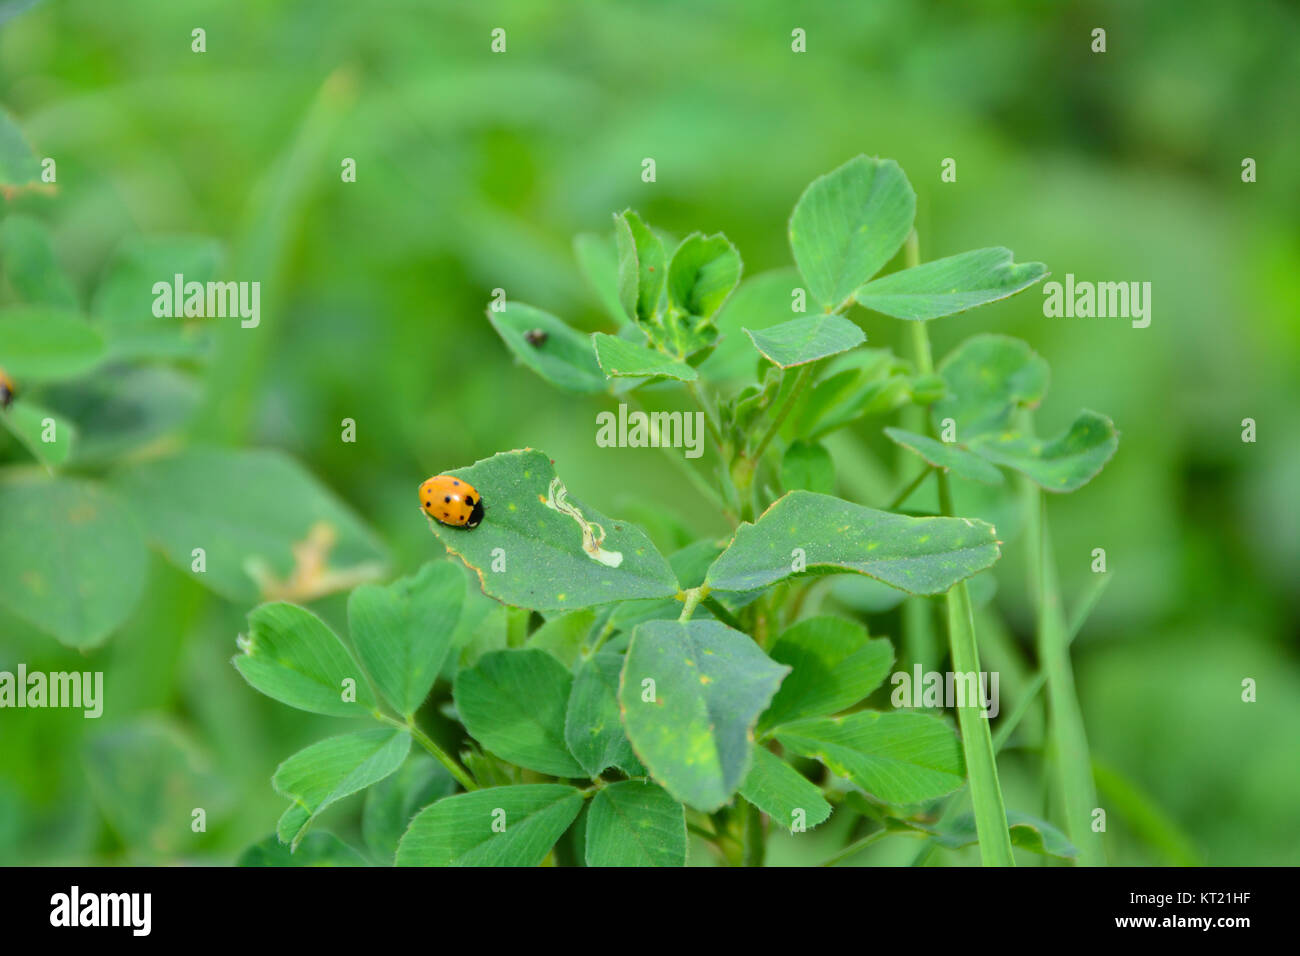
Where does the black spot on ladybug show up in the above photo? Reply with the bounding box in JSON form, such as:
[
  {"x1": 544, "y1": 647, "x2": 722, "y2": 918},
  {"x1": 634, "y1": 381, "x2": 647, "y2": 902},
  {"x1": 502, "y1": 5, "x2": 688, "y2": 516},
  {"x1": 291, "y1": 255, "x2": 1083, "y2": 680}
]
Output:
[
  {"x1": 453, "y1": 480, "x2": 459, "y2": 485},
  {"x1": 464, "y1": 497, "x2": 475, "y2": 507},
  {"x1": 444, "y1": 496, "x2": 451, "y2": 503}
]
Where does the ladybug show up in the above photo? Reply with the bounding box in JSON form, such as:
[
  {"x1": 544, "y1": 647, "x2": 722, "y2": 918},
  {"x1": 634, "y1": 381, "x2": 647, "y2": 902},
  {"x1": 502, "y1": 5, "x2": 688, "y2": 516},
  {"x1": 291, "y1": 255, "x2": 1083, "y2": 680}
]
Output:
[
  {"x1": 0, "y1": 368, "x2": 15, "y2": 411},
  {"x1": 523, "y1": 328, "x2": 548, "y2": 347},
  {"x1": 419, "y1": 475, "x2": 484, "y2": 528}
]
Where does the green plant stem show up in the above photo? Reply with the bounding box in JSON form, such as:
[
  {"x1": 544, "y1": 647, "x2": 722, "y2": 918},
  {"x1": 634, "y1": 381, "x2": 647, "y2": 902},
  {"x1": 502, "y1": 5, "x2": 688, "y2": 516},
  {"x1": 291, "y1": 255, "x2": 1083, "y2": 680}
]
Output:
[
  {"x1": 678, "y1": 585, "x2": 707, "y2": 620},
  {"x1": 683, "y1": 379, "x2": 743, "y2": 523},
  {"x1": 910, "y1": 573, "x2": 1113, "y2": 866},
  {"x1": 907, "y1": 252, "x2": 1014, "y2": 864},
  {"x1": 887, "y1": 465, "x2": 933, "y2": 510},
  {"x1": 686, "y1": 379, "x2": 726, "y2": 456},
  {"x1": 751, "y1": 364, "x2": 814, "y2": 462},
  {"x1": 701, "y1": 594, "x2": 744, "y2": 630},
  {"x1": 821, "y1": 827, "x2": 896, "y2": 866},
  {"x1": 629, "y1": 393, "x2": 725, "y2": 508},
  {"x1": 584, "y1": 615, "x2": 618, "y2": 658},
  {"x1": 740, "y1": 799, "x2": 765, "y2": 866},
  {"x1": 378, "y1": 712, "x2": 478, "y2": 791},
  {"x1": 1029, "y1": 488, "x2": 1104, "y2": 865}
]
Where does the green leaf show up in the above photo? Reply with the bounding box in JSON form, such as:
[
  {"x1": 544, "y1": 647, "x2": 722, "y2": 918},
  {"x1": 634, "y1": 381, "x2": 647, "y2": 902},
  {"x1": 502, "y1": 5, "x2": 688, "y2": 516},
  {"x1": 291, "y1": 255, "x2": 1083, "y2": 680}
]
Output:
[
  {"x1": 932, "y1": 810, "x2": 1078, "y2": 861},
  {"x1": 780, "y1": 439, "x2": 835, "y2": 494},
  {"x1": 696, "y1": 267, "x2": 804, "y2": 381},
  {"x1": 238, "y1": 831, "x2": 368, "y2": 867},
  {"x1": 40, "y1": 366, "x2": 199, "y2": 466},
  {"x1": 84, "y1": 718, "x2": 229, "y2": 858},
  {"x1": 775, "y1": 711, "x2": 964, "y2": 805},
  {"x1": 591, "y1": 331, "x2": 697, "y2": 381},
  {"x1": 273, "y1": 729, "x2": 411, "y2": 849},
  {"x1": 614, "y1": 209, "x2": 665, "y2": 325},
  {"x1": 585, "y1": 780, "x2": 686, "y2": 867},
  {"x1": 88, "y1": 235, "x2": 222, "y2": 360},
  {"x1": 704, "y1": 490, "x2": 1001, "y2": 596},
  {"x1": 0, "y1": 216, "x2": 77, "y2": 309},
  {"x1": 0, "y1": 107, "x2": 42, "y2": 191},
  {"x1": 362, "y1": 754, "x2": 457, "y2": 865},
  {"x1": 487, "y1": 301, "x2": 606, "y2": 394},
  {"x1": 454, "y1": 649, "x2": 585, "y2": 777},
  {"x1": 93, "y1": 235, "x2": 223, "y2": 325},
  {"x1": 933, "y1": 334, "x2": 1049, "y2": 440},
  {"x1": 396, "y1": 784, "x2": 583, "y2": 866},
  {"x1": 233, "y1": 602, "x2": 377, "y2": 717},
  {"x1": 526, "y1": 608, "x2": 597, "y2": 668},
  {"x1": 971, "y1": 410, "x2": 1119, "y2": 493},
  {"x1": 112, "y1": 447, "x2": 386, "y2": 603},
  {"x1": 0, "y1": 476, "x2": 147, "y2": 648},
  {"x1": 348, "y1": 562, "x2": 464, "y2": 717},
  {"x1": 0, "y1": 308, "x2": 102, "y2": 381},
  {"x1": 760, "y1": 616, "x2": 894, "y2": 731},
  {"x1": 667, "y1": 232, "x2": 741, "y2": 319},
  {"x1": 787, "y1": 349, "x2": 912, "y2": 439},
  {"x1": 620, "y1": 619, "x2": 789, "y2": 811},
  {"x1": 0, "y1": 399, "x2": 76, "y2": 470},
  {"x1": 789, "y1": 156, "x2": 916, "y2": 309},
  {"x1": 745, "y1": 314, "x2": 865, "y2": 368},
  {"x1": 565, "y1": 648, "x2": 644, "y2": 778},
  {"x1": 884, "y1": 426, "x2": 1005, "y2": 485},
  {"x1": 573, "y1": 231, "x2": 627, "y2": 325},
  {"x1": 425, "y1": 449, "x2": 679, "y2": 612},
  {"x1": 739, "y1": 745, "x2": 832, "y2": 832},
  {"x1": 854, "y1": 247, "x2": 1048, "y2": 320}
]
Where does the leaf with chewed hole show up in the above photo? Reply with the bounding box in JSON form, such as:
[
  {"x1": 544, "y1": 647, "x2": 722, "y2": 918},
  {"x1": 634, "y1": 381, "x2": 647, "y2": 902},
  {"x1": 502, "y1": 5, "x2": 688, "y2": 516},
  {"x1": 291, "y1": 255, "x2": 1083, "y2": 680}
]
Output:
[{"x1": 425, "y1": 449, "x2": 679, "y2": 612}]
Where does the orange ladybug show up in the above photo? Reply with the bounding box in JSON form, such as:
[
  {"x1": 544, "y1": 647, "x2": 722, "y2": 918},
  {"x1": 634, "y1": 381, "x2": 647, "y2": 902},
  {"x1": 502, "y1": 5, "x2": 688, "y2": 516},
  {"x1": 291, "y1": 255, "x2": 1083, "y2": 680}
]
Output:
[
  {"x1": 0, "y1": 367, "x2": 14, "y2": 411},
  {"x1": 419, "y1": 475, "x2": 484, "y2": 528}
]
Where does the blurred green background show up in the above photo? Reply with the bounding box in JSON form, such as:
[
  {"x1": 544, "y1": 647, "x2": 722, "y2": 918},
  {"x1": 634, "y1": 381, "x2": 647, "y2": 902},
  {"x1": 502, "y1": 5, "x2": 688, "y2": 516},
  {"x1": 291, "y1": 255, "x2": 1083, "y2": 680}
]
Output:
[{"x1": 1, "y1": 0, "x2": 1297, "y2": 865}]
